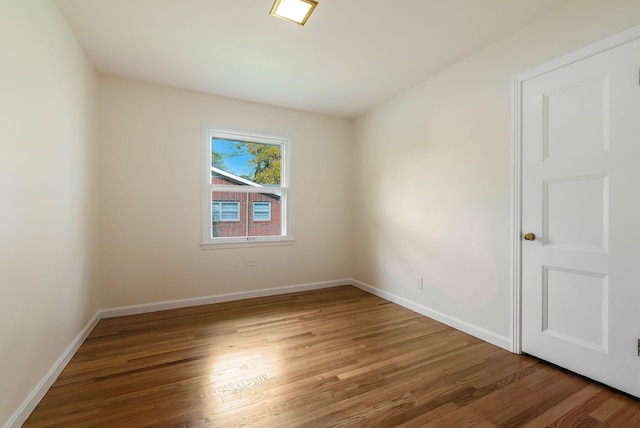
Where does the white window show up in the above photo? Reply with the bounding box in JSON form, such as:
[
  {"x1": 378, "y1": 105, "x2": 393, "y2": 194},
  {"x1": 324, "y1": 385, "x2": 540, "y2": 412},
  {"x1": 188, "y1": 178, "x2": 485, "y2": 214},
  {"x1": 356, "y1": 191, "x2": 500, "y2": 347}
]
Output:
[
  {"x1": 253, "y1": 202, "x2": 271, "y2": 221},
  {"x1": 212, "y1": 201, "x2": 240, "y2": 222},
  {"x1": 201, "y1": 127, "x2": 292, "y2": 248}
]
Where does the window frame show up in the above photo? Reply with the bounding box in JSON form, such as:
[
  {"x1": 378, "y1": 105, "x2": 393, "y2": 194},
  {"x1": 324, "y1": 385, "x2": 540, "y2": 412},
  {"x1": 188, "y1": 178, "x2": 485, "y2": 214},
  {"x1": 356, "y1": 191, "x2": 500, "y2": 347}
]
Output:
[
  {"x1": 252, "y1": 202, "x2": 272, "y2": 222},
  {"x1": 201, "y1": 126, "x2": 293, "y2": 249}
]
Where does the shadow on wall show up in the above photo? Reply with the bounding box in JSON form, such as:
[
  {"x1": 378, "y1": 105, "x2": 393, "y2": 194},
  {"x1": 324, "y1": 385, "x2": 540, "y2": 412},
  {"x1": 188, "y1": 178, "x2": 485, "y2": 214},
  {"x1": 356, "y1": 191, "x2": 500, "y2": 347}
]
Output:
[{"x1": 360, "y1": 167, "x2": 501, "y2": 308}]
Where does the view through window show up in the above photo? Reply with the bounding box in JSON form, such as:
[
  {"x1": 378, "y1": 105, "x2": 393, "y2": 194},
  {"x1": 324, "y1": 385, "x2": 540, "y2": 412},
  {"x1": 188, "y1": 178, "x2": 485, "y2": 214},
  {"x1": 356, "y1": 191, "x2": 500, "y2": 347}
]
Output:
[{"x1": 202, "y1": 128, "x2": 290, "y2": 246}]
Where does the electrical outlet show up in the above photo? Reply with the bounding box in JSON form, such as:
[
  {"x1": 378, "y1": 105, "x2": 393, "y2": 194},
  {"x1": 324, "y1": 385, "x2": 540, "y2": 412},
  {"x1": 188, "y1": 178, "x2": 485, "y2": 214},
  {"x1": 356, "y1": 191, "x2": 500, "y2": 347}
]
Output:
[
  {"x1": 245, "y1": 259, "x2": 257, "y2": 267},
  {"x1": 416, "y1": 276, "x2": 423, "y2": 290}
]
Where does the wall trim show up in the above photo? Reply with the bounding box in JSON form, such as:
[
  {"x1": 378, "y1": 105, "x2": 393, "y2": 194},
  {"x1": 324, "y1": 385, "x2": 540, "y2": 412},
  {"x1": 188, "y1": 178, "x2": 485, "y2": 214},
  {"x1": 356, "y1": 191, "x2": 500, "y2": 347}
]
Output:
[
  {"x1": 510, "y1": 24, "x2": 640, "y2": 355},
  {"x1": 99, "y1": 279, "x2": 349, "y2": 318},
  {"x1": 9, "y1": 277, "x2": 517, "y2": 425},
  {"x1": 9, "y1": 277, "x2": 518, "y2": 426},
  {"x1": 4, "y1": 312, "x2": 101, "y2": 428},
  {"x1": 350, "y1": 279, "x2": 511, "y2": 351},
  {"x1": 5, "y1": 279, "x2": 348, "y2": 427}
]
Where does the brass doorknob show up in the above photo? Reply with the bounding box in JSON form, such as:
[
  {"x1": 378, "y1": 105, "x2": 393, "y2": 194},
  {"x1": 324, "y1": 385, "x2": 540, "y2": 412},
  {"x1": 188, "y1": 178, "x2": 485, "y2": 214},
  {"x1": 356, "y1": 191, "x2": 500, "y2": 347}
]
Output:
[{"x1": 523, "y1": 232, "x2": 536, "y2": 241}]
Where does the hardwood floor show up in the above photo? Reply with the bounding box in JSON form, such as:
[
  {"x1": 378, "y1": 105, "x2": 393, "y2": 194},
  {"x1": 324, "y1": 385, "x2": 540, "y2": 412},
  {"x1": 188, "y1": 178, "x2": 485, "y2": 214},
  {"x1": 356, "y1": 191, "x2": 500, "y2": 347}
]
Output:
[{"x1": 24, "y1": 286, "x2": 640, "y2": 427}]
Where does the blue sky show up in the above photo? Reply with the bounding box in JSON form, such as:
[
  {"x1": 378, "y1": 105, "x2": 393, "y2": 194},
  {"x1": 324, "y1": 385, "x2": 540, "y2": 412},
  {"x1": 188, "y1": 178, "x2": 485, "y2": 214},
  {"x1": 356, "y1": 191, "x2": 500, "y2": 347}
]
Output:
[{"x1": 211, "y1": 138, "x2": 253, "y2": 177}]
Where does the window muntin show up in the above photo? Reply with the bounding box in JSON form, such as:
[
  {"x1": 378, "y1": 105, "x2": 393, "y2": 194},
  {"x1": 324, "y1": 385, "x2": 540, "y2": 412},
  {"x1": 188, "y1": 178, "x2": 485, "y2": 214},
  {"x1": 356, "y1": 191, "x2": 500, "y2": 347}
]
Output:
[
  {"x1": 253, "y1": 202, "x2": 271, "y2": 222},
  {"x1": 202, "y1": 127, "x2": 291, "y2": 247}
]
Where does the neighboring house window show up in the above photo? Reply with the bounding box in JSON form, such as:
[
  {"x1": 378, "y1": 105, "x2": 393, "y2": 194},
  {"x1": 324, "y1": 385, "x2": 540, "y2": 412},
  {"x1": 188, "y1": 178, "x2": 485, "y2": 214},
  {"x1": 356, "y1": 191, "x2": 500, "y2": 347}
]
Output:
[
  {"x1": 253, "y1": 202, "x2": 271, "y2": 221},
  {"x1": 212, "y1": 201, "x2": 240, "y2": 221},
  {"x1": 201, "y1": 127, "x2": 292, "y2": 248}
]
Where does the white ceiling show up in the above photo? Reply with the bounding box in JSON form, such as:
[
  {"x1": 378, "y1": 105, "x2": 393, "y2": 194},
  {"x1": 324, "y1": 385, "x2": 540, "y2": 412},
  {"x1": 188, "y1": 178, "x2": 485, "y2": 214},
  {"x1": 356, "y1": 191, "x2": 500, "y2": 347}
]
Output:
[{"x1": 56, "y1": 0, "x2": 573, "y2": 118}]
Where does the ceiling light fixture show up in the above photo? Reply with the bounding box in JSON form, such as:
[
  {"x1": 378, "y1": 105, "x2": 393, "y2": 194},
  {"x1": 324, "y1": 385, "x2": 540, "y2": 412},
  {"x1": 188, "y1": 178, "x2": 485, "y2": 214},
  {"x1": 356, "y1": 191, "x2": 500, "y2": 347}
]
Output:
[{"x1": 270, "y1": 0, "x2": 318, "y2": 26}]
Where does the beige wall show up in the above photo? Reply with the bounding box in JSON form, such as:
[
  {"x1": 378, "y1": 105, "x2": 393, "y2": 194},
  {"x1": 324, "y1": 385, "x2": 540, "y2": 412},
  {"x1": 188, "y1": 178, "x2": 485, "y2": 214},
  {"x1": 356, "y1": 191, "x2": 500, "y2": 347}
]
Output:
[
  {"x1": 4, "y1": 0, "x2": 640, "y2": 423},
  {"x1": 96, "y1": 77, "x2": 352, "y2": 308},
  {"x1": 0, "y1": 0, "x2": 98, "y2": 423},
  {"x1": 352, "y1": 0, "x2": 640, "y2": 342}
]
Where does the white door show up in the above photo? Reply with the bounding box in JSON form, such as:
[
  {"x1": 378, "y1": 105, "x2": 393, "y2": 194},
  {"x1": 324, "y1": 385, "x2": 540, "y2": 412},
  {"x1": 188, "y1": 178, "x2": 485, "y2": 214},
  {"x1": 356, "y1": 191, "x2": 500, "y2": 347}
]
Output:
[{"x1": 521, "y1": 37, "x2": 640, "y2": 397}]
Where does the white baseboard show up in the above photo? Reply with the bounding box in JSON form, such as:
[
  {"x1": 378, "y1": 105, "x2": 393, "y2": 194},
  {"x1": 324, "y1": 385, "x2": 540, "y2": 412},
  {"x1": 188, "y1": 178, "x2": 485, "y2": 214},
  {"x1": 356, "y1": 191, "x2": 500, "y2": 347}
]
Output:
[
  {"x1": 4, "y1": 312, "x2": 101, "y2": 428},
  {"x1": 5, "y1": 279, "x2": 348, "y2": 428},
  {"x1": 350, "y1": 279, "x2": 512, "y2": 351},
  {"x1": 99, "y1": 279, "x2": 350, "y2": 318},
  {"x1": 7, "y1": 278, "x2": 510, "y2": 427}
]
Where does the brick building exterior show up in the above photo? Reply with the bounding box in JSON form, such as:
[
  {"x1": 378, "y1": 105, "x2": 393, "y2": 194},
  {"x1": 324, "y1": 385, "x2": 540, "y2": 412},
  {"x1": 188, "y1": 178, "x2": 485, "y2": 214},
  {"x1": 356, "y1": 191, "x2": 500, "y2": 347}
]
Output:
[{"x1": 211, "y1": 169, "x2": 282, "y2": 238}]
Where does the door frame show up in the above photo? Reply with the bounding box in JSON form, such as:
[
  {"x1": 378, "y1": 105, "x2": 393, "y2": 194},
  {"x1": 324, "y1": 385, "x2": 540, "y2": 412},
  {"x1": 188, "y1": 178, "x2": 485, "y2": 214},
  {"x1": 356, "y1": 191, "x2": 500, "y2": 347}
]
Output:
[{"x1": 510, "y1": 25, "x2": 640, "y2": 354}]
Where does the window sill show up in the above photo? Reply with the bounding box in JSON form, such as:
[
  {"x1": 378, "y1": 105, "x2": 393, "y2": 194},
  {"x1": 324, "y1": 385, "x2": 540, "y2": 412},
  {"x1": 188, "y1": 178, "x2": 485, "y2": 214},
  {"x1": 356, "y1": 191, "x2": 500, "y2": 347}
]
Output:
[{"x1": 200, "y1": 237, "x2": 295, "y2": 250}]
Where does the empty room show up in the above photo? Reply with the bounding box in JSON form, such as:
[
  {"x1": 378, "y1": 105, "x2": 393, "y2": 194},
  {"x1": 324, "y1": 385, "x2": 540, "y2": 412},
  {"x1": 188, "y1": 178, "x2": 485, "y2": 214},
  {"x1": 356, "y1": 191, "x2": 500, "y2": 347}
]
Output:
[{"x1": 2, "y1": 0, "x2": 640, "y2": 426}]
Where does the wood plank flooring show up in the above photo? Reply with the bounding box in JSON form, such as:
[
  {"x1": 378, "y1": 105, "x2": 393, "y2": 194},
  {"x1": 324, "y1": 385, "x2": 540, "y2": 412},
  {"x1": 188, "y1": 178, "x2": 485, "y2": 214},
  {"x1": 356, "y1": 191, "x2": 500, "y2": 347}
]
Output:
[{"x1": 24, "y1": 286, "x2": 640, "y2": 427}]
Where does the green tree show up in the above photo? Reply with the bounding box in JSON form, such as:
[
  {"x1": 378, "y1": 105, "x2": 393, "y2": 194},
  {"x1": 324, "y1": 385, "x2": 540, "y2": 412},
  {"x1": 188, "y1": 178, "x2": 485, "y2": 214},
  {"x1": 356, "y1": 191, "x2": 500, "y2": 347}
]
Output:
[
  {"x1": 245, "y1": 143, "x2": 281, "y2": 185},
  {"x1": 228, "y1": 142, "x2": 281, "y2": 184},
  {"x1": 212, "y1": 151, "x2": 227, "y2": 170}
]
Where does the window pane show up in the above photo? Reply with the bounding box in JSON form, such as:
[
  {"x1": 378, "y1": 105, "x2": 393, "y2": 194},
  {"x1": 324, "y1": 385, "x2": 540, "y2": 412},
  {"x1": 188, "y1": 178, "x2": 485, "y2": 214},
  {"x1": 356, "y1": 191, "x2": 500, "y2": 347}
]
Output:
[
  {"x1": 211, "y1": 138, "x2": 281, "y2": 186},
  {"x1": 211, "y1": 192, "x2": 282, "y2": 239}
]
